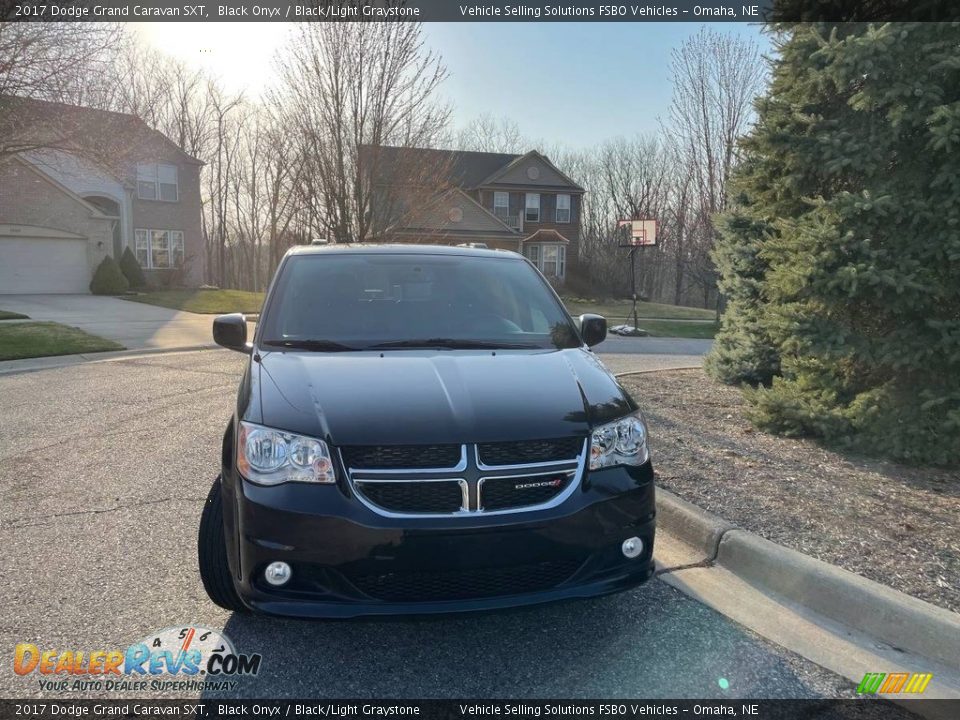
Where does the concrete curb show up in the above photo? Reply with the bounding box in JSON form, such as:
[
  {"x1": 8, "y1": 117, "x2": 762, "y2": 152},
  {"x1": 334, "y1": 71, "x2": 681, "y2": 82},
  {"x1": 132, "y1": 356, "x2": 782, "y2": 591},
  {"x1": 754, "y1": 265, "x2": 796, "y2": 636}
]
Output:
[
  {"x1": 656, "y1": 488, "x2": 960, "y2": 670},
  {"x1": 0, "y1": 344, "x2": 221, "y2": 376},
  {"x1": 655, "y1": 488, "x2": 734, "y2": 560}
]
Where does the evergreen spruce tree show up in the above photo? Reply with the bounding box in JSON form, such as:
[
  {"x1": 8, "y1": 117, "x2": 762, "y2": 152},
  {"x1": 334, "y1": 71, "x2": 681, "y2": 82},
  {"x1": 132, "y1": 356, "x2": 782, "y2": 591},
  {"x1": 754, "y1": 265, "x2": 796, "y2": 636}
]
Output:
[
  {"x1": 118, "y1": 246, "x2": 147, "y2": 289},
  {"x1": 704, "y1": 180, "x2": 780, "y2": 386},
  {"x1": 89, "y1": 256, "x2": 129, "y2": 295},
  {"x1": 711, "y1": 23, "x2": 960, "y2": 465}
]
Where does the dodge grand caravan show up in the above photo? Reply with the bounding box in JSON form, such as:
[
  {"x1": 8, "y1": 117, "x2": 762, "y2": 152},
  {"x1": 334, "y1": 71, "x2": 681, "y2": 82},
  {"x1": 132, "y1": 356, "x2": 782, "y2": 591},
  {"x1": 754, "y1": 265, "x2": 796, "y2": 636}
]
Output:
[{"x1": 198, "y1": 244, "x2": 656, "y2": 617}]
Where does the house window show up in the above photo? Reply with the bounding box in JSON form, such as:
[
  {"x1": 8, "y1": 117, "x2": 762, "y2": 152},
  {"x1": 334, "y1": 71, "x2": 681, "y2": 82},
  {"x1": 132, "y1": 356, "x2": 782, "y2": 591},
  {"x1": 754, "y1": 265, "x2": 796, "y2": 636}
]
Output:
[
  {"x1": 542, "y1": 244, "x2": 565, "y2": 277},
  {"x1": 524, "y1": 243, "x2": 566, "y2": 279},
  {"x1": 135, "y1": 229, "x2": 184, "y2": 269},
  {"x1": 134, "y1": 230, "x2": 150, "y2": 268},
  {"x1": 556, "y1": 194, "x2": 571, "y2": 223},
  {"x1": 525, "y1": 193, "x2": 540, "y2": 223},
  {"x1": 493, "y1": 192, "x2": 510, "y2": 218},
  {"x1": 137, "y1": 163, "x2": 179, "y2": 202}
]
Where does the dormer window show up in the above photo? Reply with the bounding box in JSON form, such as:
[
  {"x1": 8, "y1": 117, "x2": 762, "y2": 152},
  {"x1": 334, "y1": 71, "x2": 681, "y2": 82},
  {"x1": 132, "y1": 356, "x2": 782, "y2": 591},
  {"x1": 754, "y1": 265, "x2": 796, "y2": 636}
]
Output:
[
  {"x1": 556, "y1": 194, "x2": 571, "y2": 223},
  {"x1": 137, "y1": 163, "x2": 178, "y2": 202},
  {"x1": 525, "y1": 193, "x2": 540, "y2": 223}
]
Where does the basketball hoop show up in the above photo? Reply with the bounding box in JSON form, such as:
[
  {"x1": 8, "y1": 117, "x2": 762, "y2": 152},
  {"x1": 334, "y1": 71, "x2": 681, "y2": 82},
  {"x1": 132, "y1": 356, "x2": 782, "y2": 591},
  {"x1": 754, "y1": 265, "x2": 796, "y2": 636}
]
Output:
[
  {"x1": 617, "y1": 219, "x2": 657, "y2": 247},
  {"x1": 616, "y1": 219, "x2": 657, "y2": 330}
]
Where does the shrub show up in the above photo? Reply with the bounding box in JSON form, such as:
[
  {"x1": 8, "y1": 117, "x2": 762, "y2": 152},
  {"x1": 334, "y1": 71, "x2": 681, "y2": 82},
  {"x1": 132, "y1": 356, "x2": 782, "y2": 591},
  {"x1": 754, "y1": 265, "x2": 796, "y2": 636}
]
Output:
[
  {"x1": 561, "y1": 271, "x2": 597, "y2": 300},
  {"x1": 89, "y1": 256, "x2": 129, "y2": 295},
  {"x1": 118, "y1": 247, "x2": 147, "y2": 289},
  {"x1": 711, "y1": 23, "x2": 960, "y2": 465}
]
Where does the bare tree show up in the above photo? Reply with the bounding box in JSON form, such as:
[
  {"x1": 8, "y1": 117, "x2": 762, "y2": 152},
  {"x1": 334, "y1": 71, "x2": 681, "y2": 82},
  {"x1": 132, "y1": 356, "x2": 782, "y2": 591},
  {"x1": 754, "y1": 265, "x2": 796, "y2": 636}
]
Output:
[
  {"x1": 666, "y1": 27, "x2": 766, "y2": 309},
  {"x1": 455, "y1": 114, "x2": 526, "y2": 154},
  {"x1": 274, "y1": 22, "x2": 449, "y2": 243},
  {"x1": 204, "y1": 83, "x2": 244, "y2": 287},
  {"x1": 566, "y1": 136, "x2": 673, "y2": 300},
  {"x1": 0, "y1": 21, "x2": 121, "y2": 101},
  {"x1": 0, "y1": 21, "x2": 124, "y2": 160}
]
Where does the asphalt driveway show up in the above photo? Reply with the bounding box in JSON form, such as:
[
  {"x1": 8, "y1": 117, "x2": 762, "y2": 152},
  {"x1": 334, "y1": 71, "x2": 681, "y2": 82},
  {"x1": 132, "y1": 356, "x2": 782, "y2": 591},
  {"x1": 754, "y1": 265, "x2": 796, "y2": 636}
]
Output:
[
  {"x1": 0, "y1": 294, "x2": 216, "y2": 350},
  {"x1": 0, "y1": 350, "x2": 855, "y2": 701}
]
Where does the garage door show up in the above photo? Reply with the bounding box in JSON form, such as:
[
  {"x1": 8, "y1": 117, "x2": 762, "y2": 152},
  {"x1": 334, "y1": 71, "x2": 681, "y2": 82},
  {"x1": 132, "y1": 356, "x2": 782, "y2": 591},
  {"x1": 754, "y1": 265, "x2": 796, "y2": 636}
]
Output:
[{"x1": 0, "y1": 237, "x2": 90, "y2": 294}]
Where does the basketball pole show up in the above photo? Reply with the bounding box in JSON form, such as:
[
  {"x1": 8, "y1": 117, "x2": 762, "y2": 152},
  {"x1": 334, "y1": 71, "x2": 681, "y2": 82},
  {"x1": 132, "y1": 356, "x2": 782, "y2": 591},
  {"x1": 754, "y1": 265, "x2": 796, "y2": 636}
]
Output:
[{"x1": 630, "y1": 246, "x2": 639, "y2": 330}]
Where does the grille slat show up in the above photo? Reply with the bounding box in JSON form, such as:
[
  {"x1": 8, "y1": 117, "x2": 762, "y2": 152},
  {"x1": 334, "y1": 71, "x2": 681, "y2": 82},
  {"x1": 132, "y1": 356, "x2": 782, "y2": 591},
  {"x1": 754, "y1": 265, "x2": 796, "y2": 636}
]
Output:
[
  {"x1": 356, "y1": 481, "x2": 464, "y2": 514},
  {"x1": 342, "y1": 444, "x2": 462, "y2": 470},
  {"x1": 346, "y1": 438, "x2": 584, "y2": 517},
  {"x1": 349, "y1": 559, "x2": 580, "y2": 602},
  {"x1": 478, "y1": 438, "x2": 582, "y2": 466},
  {"x1": 480, "y1": 472, "x2": 573, "y2": 511}
]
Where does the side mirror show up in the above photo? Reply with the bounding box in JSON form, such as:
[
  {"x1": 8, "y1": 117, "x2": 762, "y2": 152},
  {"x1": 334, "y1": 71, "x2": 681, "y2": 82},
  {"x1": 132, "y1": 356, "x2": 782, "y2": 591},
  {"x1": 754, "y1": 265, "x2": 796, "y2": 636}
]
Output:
[
  {"x1": 579, "y1": 313, "x2": 607, "y2": 348},
  {"x1": 213, "y1": 313, "x2": 251, "y2": 354}
]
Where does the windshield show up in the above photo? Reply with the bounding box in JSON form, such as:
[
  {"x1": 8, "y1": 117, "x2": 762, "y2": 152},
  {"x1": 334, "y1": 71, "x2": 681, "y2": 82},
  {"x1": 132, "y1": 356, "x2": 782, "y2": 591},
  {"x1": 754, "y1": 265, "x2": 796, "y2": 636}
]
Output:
[{"x1": 258, "y1": 253, "x2": 581, "y2": 351}]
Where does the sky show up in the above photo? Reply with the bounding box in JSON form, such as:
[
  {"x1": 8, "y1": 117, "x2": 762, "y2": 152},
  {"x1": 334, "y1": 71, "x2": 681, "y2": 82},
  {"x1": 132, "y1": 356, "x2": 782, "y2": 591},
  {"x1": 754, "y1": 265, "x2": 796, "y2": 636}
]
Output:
[{"x1": 133, "y1": 22, "x2": 770, "y2": 148}]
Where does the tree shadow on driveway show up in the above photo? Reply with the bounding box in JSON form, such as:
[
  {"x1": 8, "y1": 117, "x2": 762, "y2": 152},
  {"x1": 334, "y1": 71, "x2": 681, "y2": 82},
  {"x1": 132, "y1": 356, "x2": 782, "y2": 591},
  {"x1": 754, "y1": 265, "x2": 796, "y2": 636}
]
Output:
[{"x1": 205, "y1": 581, "x2": 843, "y2": 699}]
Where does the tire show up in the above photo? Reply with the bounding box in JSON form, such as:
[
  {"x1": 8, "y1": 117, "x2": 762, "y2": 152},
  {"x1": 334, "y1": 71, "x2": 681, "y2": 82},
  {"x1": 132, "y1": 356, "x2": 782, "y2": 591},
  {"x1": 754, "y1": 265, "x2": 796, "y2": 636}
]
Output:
[{"x1": 198, "y1": 476, "x2": 247, "y2": 612}]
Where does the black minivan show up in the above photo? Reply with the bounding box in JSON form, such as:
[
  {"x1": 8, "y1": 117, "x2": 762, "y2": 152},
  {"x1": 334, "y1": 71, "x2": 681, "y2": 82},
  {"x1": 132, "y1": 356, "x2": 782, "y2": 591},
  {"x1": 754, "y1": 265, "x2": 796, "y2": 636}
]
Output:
[{"x1": 199, "y1": 244, "x2": 655, "y2": 617}]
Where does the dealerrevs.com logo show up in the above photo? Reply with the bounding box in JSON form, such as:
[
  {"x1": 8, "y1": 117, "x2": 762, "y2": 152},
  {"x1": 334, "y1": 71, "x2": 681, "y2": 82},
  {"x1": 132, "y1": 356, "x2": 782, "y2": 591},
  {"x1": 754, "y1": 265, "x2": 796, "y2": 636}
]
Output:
[{"x1": 14, "y1": 626, "x2": 262, "y2": 693}]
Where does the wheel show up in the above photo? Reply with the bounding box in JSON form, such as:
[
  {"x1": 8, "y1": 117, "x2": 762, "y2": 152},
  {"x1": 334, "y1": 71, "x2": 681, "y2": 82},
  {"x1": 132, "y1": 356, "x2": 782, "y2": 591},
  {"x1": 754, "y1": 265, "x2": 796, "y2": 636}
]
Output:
[{"x1": 198, "y1": 476, "x2": 247, "y2": 612}]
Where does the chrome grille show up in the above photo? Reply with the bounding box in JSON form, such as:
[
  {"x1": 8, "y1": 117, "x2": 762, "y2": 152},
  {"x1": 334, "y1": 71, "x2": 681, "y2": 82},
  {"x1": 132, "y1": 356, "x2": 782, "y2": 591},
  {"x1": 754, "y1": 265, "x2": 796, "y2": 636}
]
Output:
[
  {"x1": 478, "y1": 438, "x2": 583, "y2": 466},
  {"x1": 340, "y1": 443, "x2": 463, "y2": 470},
  {"x1": 343, "y1": 438, "x2": 586, "y2": 518},
  {"x1": 479, "y1": 471, "x2": 574, "y2": 511},
  {"x1": 355, "y1": 480, "x2": 466, "y2": 515}
]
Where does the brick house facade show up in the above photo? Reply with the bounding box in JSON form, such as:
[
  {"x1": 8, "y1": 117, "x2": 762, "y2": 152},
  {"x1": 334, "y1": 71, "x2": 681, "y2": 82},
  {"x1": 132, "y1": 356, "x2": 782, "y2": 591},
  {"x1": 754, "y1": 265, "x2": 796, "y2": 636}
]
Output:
[
  {"x1": 366, "y1": 147, "x2": 585, "y2": 284},
  {"x1": 0, "y1": 95, "x2": 204, "y2": 294}
]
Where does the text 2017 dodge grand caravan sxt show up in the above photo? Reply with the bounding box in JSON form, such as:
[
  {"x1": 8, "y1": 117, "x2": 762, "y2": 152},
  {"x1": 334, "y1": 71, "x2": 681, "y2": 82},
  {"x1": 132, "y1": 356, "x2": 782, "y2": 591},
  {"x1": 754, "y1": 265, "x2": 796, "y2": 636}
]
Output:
[{"x1": 198, "y1": 244, "x2": 655, "y2": 617}]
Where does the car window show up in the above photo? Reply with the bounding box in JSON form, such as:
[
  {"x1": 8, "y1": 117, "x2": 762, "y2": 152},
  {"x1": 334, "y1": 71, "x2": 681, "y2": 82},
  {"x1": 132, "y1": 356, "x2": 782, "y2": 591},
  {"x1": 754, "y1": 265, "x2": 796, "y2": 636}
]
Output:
[{"x1": 259, "y1": 253, "x2": 580, "y2": 350}]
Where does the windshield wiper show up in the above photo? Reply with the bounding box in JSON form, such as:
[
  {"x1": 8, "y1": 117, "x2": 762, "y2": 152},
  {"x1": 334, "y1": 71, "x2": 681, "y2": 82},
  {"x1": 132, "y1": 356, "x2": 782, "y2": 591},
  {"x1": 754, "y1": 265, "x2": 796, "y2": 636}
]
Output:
[
  {"x1": 368, "y1": 338, "x2": 539, "y2": 350},
  {"x1": 262, "y1": 339, "x2": 359, "y2": 352}
]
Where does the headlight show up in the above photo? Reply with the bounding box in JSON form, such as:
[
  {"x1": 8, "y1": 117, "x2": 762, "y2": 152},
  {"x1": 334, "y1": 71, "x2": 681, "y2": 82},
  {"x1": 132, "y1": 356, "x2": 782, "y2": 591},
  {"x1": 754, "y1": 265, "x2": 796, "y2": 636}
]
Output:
[
  {"x1": 237, "y1": 421, "x2": 335, "y2": 485},
  {"x1": 590, "y1": 412, "x2": 649, "y2": 470}
]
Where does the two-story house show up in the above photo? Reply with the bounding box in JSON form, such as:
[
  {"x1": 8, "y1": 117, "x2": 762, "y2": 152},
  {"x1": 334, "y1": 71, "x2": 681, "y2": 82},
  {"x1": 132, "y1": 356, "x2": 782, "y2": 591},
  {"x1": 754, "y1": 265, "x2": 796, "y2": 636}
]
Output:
[
  {"x1": 366, "y1": 146, "x2": 585, "y2": 283},
  {"x1": 0, "y1": 95, "x2": 204, "y2": 294}
]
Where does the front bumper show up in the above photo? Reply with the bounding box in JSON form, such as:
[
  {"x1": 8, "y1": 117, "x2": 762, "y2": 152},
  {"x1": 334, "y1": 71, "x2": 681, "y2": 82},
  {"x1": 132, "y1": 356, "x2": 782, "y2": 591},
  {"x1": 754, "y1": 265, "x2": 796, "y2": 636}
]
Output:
[{"x1": 226, "y1": 463, "x2": 656, "y2": 618}]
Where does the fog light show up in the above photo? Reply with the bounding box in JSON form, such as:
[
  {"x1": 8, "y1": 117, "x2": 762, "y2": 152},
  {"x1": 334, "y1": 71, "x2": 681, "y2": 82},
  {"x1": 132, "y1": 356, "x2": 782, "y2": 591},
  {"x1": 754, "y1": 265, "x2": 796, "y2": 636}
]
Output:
[
  {"x1": 621, "y1": 537, "x2": 643, "y2": 559},
  {"x1": 264, "y1": 561, "x2": 292, "y2": 586}
]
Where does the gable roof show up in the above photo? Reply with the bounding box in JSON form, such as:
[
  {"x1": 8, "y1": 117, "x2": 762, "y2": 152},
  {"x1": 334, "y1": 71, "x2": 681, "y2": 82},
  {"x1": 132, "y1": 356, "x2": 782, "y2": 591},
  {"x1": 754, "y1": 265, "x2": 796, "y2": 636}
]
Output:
[
  {"x1": 522, "y1": 228, "x2": 571, "y2": 244},
  {"x1": 365, "y1": 145, "x2": 583, "y2": 193},
  {"x1": 0, "y1": 94, "x2": 203, "y2": 166},
  {"x1": 9, "y1": 155, "x2": 112, "y2": 219},
  {"x1": 478, "y1": 150, "x2": 585, "y2": 192},
  {"x1": 367, "y1": 146, "x2": 520, "y2": 189},
  {"x1": 386, "y1": 187, "x2": 520, "y2": 239}
]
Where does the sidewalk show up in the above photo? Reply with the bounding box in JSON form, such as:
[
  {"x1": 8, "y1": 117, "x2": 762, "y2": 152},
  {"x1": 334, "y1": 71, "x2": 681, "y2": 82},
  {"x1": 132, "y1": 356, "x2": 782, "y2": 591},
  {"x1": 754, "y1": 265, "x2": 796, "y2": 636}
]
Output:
[{"x1": 0, "y1": 344, "x2": 223, "y2": 375}]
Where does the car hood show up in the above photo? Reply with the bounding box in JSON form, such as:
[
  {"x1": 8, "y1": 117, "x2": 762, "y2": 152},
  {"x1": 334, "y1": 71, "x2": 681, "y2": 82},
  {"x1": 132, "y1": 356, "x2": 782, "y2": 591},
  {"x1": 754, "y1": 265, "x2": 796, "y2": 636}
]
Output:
[{"x1": 250, "y1": 349, "x2": 636, "y2": 446}]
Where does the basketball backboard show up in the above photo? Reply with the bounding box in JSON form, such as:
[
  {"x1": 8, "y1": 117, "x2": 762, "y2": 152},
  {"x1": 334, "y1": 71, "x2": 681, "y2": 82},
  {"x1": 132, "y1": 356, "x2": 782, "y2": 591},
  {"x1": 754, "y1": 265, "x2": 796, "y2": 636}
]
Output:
[{"x1": 617, "y1": 219, "x2": 657, "y2": 247}]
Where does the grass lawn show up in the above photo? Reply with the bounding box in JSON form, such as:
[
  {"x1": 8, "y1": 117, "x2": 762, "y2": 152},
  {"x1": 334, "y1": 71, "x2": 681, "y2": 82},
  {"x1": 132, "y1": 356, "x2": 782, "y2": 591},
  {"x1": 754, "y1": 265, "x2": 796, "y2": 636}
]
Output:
[
  {"x1": 122, "y1": 289, "x2": 265, "y2": 314},
  {"x1": 0, "y1": 322, "x2": 124, "y2": 361},
  {"x1": 0, "y1": 310, "x2": 29, "y2": 320},
  {"x1": 563, "y1": 296, "x2": 716, "y2": 321},
  {"x1": 636, "y1": 320, "x2": 718, "y2": 339}
]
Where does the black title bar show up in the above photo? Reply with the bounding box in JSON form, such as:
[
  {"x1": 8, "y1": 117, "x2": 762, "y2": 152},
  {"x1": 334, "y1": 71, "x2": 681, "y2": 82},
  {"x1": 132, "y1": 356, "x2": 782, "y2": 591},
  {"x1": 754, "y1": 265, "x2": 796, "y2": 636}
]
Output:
[
  {"x1": 1, "y1": 699, "x2": 957, "y2": 720},
  {"x1": 3, "y1": 0, "x2": 960, "y2": 23}
]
